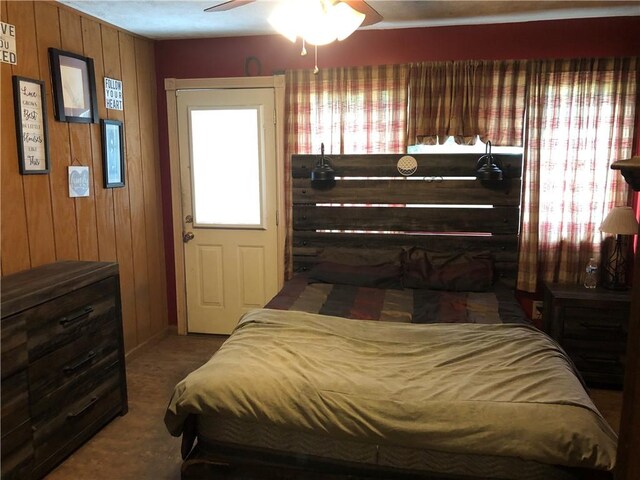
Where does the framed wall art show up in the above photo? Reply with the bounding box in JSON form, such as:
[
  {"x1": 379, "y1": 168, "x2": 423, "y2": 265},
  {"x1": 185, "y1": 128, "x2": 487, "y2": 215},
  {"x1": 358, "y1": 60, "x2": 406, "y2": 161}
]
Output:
[
  {"x1": 49, "y1": 48, "x2": 98, "y2": 123},
  {"x1": 101, "y1": 119, "x2": 125, "y2": 188},
  {"x1": 12, "y1": 76, "x2": 50, "y2": 174},
  {"x1": 68, "y1": 166, "x2": 90, "y2": 198}
]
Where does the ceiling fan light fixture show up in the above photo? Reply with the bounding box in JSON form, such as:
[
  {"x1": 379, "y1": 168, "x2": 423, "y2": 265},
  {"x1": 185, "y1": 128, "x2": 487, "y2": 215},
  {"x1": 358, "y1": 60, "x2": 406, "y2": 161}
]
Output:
[
  {"x1": 269, "y1": 0, "x2": 365, "y2": 46},
  {"x1": 331, "y1": 2, "x2": 365, "y2": 41},
  {"x1": 301, "y1": 22, "x2": 338, "y2": 46},
  {"x1": 267, "y1": 4, "x2": 298, "y2": 42}
]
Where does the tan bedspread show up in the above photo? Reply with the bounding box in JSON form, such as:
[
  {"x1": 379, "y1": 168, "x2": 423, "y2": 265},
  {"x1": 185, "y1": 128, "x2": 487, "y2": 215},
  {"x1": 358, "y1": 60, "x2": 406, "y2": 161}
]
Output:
[{"x1": 165, "y1": 309, "x2": 617, "y2": 471}]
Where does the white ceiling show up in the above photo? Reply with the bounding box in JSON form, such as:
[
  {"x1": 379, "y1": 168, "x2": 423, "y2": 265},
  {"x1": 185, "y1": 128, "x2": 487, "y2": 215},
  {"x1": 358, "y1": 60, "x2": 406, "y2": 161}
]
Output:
[{"x1": 57, "y1": 0, "x2": 640, "y2": 40}]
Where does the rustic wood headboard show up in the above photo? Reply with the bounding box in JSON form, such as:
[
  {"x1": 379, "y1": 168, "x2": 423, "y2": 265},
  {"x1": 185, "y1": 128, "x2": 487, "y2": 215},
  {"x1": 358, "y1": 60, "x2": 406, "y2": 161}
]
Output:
[{"x1": 291, "y1": 153, "x2": 523, "y2": 283}]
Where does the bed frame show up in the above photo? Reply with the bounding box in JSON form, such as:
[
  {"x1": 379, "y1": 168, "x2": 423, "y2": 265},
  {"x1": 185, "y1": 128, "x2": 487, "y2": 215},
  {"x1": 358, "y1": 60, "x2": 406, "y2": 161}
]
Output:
[
  {"x1": 291, "y1": 153, "x2": 523, "y2": 284},
  {"x1": 178, "y1": 153, "x2": 614, "y2": 480}
]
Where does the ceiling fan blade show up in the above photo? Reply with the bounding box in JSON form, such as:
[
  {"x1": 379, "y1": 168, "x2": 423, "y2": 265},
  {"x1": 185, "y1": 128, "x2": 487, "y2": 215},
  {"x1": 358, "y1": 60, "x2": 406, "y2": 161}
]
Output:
[
  {"x1": 342, "y1": 0, "x2": 383, "y2": 27},
  {"x1": 204, "y1": 0, "x2": 256, "y2": 13}
]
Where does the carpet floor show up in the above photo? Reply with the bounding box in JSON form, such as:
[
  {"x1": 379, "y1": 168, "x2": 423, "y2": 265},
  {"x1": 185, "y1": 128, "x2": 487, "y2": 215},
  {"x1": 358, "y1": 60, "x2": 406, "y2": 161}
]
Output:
[{"x1": 45, "y1": 332, "x2": 623, "y2": 480}]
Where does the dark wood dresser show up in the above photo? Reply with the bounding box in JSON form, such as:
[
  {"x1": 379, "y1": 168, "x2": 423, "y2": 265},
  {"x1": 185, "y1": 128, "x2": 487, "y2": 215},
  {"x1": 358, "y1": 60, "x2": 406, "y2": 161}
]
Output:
[
  {"x1": 543, "y1": 282, "x2": 631, "y2": 388},
  {"x1": 1, "y1": 261, "x2": 128, "y2": 479}
]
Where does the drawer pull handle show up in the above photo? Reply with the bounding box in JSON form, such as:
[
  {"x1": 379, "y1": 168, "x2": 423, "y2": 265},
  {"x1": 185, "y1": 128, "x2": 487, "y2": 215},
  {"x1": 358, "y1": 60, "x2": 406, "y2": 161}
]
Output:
[
  {"x1": 579, "y1": 356, "x2": 619, "y2": 365},
  {"x1": 68, "y1": 396, "x2": 99, "y2": 420},
  {"x1": 59, "y1": 305, "x2": 93, "y2": 327},
  {"x1": 578, "y1": 322, "x2": 621, "y2": 331},
  {"x1": 63, "y1": 351, "x2": 97, "y2": 375}
]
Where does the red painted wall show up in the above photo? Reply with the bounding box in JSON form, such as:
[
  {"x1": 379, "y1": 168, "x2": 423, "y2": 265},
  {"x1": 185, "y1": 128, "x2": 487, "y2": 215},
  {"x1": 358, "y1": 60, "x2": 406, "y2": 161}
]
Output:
[{"x1": 155, "y1": 16, "x2": 640, "y2": 325}]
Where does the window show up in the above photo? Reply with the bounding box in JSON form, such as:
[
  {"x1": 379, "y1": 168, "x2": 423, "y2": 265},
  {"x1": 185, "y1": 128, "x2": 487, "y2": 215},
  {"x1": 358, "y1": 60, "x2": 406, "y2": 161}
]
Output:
[{"x1": 190, "y1": 108, "x2": 263, "y2": 227}]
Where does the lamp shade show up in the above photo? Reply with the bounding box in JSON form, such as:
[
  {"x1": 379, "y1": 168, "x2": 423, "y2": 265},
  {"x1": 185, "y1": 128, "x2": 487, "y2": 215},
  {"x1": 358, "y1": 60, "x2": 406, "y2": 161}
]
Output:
[{"x1": 600, "y1": 206, "x2": 639, "y2": 235}]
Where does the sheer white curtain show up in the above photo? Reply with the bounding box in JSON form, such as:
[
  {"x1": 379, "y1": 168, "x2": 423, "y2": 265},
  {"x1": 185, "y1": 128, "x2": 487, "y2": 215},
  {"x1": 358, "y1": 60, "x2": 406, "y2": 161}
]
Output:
[{"x1": 518, "y1": 57, "x2": 637, "y2": 292}]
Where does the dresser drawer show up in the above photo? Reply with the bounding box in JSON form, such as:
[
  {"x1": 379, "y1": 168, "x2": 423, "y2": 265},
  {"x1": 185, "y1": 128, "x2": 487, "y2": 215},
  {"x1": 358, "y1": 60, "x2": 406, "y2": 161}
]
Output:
[
  {"x1": 30, "y1": 351, "x2": 121, "y2": 422},
  {"x1": 32, "y1": 388, "x2": 123, "y2": 478},
  {"x1": 1, "y1": 314, "x2": 27, "y2": 380},
  {"x1": 1, "y1": 261, "x2": 126, "y2": 480},
  {"x1": 32, "y1": 363, "x2": 123, "y2": 466},
  {"x1": 28, "y1": 311, "x2": 120, "y2": 402},
  {"x1": 566, "y1": 349, "x2": 625, "y2": 375},
  {"x1": 1, "y1": 370, "x2": 30, "y2": 434},
  {"x1": 0, "y1": 418, "x2": 33, "y2": 480},
  {"x1": 1, "y1": 370, "x2": 32, "y2": 480},
  {"x1": 26, "y1": 277, "x2": 117, "y2": 361},
  {"x1": 562, "y1": 307, "x2": 628, "y2": 341},
  {"x1": 563, "y1": 339, "x2": 625, "y2": 377},
  {"x1": 563, "y1": 338, "x2": 626, "y2": 355}
]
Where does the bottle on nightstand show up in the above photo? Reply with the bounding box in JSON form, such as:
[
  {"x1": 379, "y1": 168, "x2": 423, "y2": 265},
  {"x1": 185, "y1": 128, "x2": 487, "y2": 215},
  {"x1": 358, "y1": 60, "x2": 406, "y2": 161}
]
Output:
[{"x1": 584, "y1": 257, "x2": 598, "y2": 289}]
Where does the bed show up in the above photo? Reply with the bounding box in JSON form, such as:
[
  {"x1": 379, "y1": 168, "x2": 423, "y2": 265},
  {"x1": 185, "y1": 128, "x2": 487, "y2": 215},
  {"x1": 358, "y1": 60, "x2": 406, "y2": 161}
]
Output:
[{"x1": 165, "y1": 153, "x2": 617, "y2": 480}]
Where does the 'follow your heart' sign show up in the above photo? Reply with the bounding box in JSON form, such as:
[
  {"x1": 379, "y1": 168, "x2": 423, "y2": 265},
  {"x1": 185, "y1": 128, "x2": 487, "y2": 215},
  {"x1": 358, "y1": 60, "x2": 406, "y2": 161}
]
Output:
[{"x1": 69, "y1": 166, "x2": 90, "y2": 197}]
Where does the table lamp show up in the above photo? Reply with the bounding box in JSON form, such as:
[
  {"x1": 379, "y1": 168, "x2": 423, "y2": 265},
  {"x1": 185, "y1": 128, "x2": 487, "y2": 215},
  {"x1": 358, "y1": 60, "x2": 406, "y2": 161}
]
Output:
[{"x1": 600, "y1": 206, "x2": 639, "y2": 290}]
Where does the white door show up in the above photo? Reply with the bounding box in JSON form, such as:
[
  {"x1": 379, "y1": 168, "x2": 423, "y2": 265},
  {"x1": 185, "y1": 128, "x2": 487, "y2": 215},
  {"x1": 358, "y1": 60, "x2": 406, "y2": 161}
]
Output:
[{"x1": 177, "y1": 88, "x2": 278, "y2": 334}]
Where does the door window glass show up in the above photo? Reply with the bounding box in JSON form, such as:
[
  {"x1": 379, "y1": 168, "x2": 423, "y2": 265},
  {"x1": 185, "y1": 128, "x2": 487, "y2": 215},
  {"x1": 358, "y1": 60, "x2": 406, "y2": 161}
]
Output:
[{"x1": 190, "y1": 108, "x2": 262, "y2": 227}]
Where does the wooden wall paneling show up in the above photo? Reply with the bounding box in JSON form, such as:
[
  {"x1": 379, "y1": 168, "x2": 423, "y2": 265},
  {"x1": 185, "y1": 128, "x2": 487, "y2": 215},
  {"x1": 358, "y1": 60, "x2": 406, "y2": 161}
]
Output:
[
  {"x1": 0, "y1": 1, "x2": 31, "y2": 275},
  {"x1": 1, "y1": 1, "x2": 166, "y2": 352},
  {"x1": 101, "y1": 24, "x2": 137, "y2": 351},
  {"x1": 119, "y1": 32, "x2": 151, "y2": 342},
  {"x1": 81, "y1": 16, "x2": 117, "y2": 262},
  {"x1": 135, "y1": 37, "x2": 167, "y2": 335},
  {"x1": 33, "y1": 1, "x2": 79, "y2": 262},
  {"x1": 7, "y1": 1, "x2": 56, "y2": 268},
  {"x1": 58, "y1": 7, "x2": 99, "y2": 261}
]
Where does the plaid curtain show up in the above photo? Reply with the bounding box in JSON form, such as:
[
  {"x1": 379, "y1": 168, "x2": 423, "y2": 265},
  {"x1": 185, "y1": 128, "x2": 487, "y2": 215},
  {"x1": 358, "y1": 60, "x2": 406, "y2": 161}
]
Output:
[
  {"x1": 284, "y1": 65, "x2": 410, "y2": 277},
  {"x1": 517, "y1": 57, "x2": 637, "y2": 292},
  {"x1": 407, "y1": 60, "x2": 527, "y2": 146},
  {"x1": 478, "y1": 60, "x2": 528, "y2": 146}
]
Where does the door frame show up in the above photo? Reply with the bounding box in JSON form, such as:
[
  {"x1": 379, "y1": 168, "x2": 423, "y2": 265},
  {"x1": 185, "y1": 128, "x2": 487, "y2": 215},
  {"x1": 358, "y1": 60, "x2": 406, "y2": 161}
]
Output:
[{"x1": 165, "y1": 76, "x2": 286, "y2": 335}]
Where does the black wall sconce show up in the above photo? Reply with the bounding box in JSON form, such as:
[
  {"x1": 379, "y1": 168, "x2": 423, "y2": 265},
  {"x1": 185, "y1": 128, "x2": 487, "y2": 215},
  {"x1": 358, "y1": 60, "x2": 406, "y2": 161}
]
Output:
[
  {"x1": 311, "y1": 143, "x2": 335, "y2": 189},
  {"x1": 476, "y1": 141, "x2": 503, "y2": 181}
]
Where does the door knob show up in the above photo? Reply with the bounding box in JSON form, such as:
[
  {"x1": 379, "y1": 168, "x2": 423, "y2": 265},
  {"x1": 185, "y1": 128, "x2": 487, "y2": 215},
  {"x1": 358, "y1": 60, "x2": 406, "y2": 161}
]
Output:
[{"x1": 183, "y1": 232, "x2": 195, "y2": 243}]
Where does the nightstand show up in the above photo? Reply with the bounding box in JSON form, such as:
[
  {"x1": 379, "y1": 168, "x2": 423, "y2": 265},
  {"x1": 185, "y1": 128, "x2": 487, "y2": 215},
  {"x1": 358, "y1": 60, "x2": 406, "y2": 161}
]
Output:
[{"x1": 543, "y1": 282, "x2": 630, "y2": 389}]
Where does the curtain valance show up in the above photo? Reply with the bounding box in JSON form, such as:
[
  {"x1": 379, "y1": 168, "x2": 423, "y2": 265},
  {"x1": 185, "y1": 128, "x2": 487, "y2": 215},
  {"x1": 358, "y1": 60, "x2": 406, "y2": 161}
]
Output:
[{"x1": 407, "y1": 60, "x2": 528, "y2": 147}]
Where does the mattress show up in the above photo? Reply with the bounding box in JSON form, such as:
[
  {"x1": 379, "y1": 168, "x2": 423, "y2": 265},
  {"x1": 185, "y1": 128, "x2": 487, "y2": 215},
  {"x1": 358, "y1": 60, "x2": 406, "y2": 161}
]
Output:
[
  {"x1": 166, "y1": 309, "x2": 617, "y2": 476},
  {"x1": 196, "y1": 416, "x2": 583, "y2": 480}
]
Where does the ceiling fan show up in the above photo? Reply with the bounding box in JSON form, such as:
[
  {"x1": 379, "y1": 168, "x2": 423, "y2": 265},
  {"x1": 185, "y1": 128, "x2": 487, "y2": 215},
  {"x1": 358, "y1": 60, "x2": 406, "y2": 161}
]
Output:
[{"x1": 204, "y1": 0, "x2": 383, "y2": 27}]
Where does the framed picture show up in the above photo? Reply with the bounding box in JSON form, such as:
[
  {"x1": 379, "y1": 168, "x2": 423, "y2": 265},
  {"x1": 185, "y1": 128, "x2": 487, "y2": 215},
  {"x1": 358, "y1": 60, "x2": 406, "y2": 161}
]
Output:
[
  {"x1": 68, "y1": 166, "x2": 91, "y2": 198},
  {"x1": 12, "y1": 76, "x2": 50, "y2": 174},
  {"x1": 101, "y1": 119, "x2": 125, "y2": 188},
  {"x1": 49, "y1": 48, "x2": 98, "y2": 123}
]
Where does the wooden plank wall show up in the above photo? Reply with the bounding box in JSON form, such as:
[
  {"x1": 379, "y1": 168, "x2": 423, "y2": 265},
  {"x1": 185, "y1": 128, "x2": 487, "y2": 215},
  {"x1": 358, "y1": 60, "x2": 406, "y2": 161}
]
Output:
[
  {"x1": 0, "y1": 1, "x2": 167, "y2": 354},
  {"x1": 291, "y1": 153, "x2": 523, "y2": 281}
]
